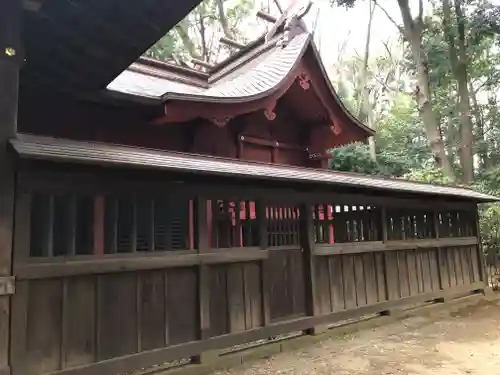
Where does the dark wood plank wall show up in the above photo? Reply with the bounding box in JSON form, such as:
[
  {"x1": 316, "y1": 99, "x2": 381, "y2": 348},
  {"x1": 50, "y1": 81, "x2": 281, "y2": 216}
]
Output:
[{"x1": 8, "y1": 169, "x2": 487, "y2": 375}]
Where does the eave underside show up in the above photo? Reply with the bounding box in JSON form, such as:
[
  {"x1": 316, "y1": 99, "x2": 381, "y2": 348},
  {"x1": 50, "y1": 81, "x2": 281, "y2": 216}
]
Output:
[{"x1": 20, "y1": 0, "x2": 202, "y2": 92}]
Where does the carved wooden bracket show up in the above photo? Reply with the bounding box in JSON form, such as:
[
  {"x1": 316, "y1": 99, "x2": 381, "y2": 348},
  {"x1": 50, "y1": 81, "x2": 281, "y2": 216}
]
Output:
[
  {"x1": 263, "y1": 101, "x2": 277, "y2": 121},
  {"x1": 331, "y1": 124, "x2": 342, "y2": 135},
  {"x1": 297, "y1": 72, "x2": 310, "y2": 90},
  {"x1": 210, "y1": 117, "x2": 232, "y2": 127}
]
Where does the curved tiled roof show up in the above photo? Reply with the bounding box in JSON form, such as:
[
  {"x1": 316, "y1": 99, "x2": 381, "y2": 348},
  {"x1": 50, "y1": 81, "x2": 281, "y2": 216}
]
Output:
[
  {"x1": 107, "y1": 32, "x2": 311, "y2": 102},
  {"x1": 164, "y1": 32, "x2": 311, "y2": 101},
  {"x1": 107, "y1": 69, "x2": 204, "y2": 99},
  {"x1": 106, "y1": 29, "x2": 374, "y2": 135},
  {"x1": 11, "y1": 134, "x2": 499, "y2": 203}
]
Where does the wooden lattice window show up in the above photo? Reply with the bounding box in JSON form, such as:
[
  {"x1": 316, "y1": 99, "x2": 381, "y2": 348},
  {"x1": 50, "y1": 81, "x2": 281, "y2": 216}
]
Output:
[
  {"x1": 338, "y1": 205, "x2": 381, "y2": 243},
  {"x1": 312, "y1": 204, "x2": 334, "y2": 244},
  {"x1": 386, "y1": 209, "x2": 435, "y2": 240},
  {"x1": 266, "y1": 205, "x2": 300, "y2": 246},
  {"x1": 437, "y1": 210, "x2": 475, "y2": 238},
  {"x1": 315, "y1": 204, "x2": 381, "y2": 244},
  {"x1": 104, "y1": 196, "x2": 193, "y2": 253},
  {"x1": 29, "y1": 192, "x2": 94, "y2": 257},
  {"x1": 210, "y1": 200, "x2": 259, "y2": 248}
]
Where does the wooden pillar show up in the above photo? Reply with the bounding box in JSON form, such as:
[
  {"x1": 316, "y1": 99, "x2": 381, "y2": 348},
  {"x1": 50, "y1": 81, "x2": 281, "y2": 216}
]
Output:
[
  {"x1": 193, "y1": 198, "x2": 218, "y2": 364},
  {"x1": 0, "y1": 1, "x2": 22, "y2": 373},
  {"x1": 256, "y1": 201, "x2": 271, "y2": 326},
  {"x1": 433, "y1": 210, "x2": 446, "y2": 291},
  {"x1": 380, "y1": 206, "x2": 399, "y2": 312},
  {"x1": 300, "y1": 203, "x2": 326, "y2": 335},
  {"x1": 380, "y1": 206, "x2": 391, "y2": 303},
  {"x1": 474, "y1": 206, "x2": 489, "y2": 287}
]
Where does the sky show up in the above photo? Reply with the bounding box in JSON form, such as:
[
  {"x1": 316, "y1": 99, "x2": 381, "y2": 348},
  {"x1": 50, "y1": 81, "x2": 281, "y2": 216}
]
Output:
[
  {"x1": 238, "y1": 0, "x2": 430, "y2": 71},
  {"x1": 253, "y1": 0, "x2": 500, "y2": 68}
]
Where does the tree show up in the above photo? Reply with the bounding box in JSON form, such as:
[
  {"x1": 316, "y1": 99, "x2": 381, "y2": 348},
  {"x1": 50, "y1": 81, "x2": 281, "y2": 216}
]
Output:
[
  {"x1": 330, "y1": 0, "x2": 500, "y2": 268},
  {"x1": 145, "y1": 0, "x2": 253, "y2": 64},
  {"x1": 442, "y1": 0, "x2": 474, "y2": 183},
  {"x1": 358, "y1": 0, "x2": 376, "y2": 159},
  {"x1": 331, "y1": 0, "x2": 456, "y2": 180}
]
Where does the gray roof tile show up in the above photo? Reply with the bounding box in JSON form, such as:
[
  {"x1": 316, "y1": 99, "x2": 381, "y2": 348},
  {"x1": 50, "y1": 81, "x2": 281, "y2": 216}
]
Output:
[
  {"x1": 10, "y1": 135, "x2": 498, "y2": 202},
  {"x1": 107, "y1": 33, "x2": 310, "y2": 101}
]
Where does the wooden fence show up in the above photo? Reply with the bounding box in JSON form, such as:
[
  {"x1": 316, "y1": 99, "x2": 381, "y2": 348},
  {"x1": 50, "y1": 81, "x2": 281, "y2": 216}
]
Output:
[{"x1": 9, "y1": 169, "x2": 487, "y2": 375}]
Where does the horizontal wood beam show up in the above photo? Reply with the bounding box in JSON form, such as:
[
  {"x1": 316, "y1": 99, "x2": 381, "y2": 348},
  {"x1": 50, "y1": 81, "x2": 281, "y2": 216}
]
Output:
[
  {"x1": 191, "y1": 58, "x2": 215, "y2": 70},
  {"x1": 256, "y1": 10, "x2": 278, "y2": 23},
  {"x1": 313, "y1": 237, "x2": 478, "y2": 256},
  {"x1": 239, "y1": 134, "x2": 307, "y2": 151},
  {"x1": 14, "y1": 249, "x2": 269, "y2": 279},
  {"x1": 220, "y1": 37, "x2": 246, "y2": 49}
]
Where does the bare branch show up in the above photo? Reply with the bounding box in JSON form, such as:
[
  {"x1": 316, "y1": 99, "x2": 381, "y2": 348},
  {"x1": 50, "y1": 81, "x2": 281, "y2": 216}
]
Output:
[
  {"x1": 396, "y1": 0, "x2": 414, "y2": 35},
  {"x1": 373, "y1": 0, "x2": 405, "y2": 35},
  {"x1": 442, "y1": 0, "x2": 459, "y2": 74},
  {"x1": 337, "y1": 30, "x2": 352, "y2": 63},
  {"x1": 273, "y1": 0, "x2": 284, "y2": 13},
  {"x1": 381, "y1": 39, "x2": 395, "y2": 65},
  {"x1": 216, "y1": 0, "x2": 232, "y2": 38}
]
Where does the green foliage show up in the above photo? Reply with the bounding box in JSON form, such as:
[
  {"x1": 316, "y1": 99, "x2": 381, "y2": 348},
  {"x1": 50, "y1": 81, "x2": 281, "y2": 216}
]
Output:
[
  {"x1": 375, "y1": 93, "x2": 432, "y2": 168},
  {"x1": 145, "y1": 33, "x2": 187, "y2": 62},
  {"x1": 474, "y1": 167, "x2": 500, "y2": 255},
  {"x1": 404, "y1": 167, "x2": 452, "y2": 185},
  {"x1": 145, "y1": 0, "x2": 253, "y2": 63},
  {"x1": 328, "y1": 143, "x2": 378, "y2": 174},
  {"x1": 328, "y1": 142, "x2": 409, "y2": 177}
]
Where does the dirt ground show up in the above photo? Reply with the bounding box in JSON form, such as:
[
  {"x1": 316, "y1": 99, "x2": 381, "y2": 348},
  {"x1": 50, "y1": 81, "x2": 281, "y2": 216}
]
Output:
[{"x1": 214, "y1": 298, "x2": 500, "y2": 375}]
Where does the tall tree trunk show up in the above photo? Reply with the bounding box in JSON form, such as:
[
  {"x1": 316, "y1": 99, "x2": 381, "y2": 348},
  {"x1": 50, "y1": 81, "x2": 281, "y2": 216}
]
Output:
[
  {"x1": 198, "y1": 10, "x2": 209, "y2": 61},
  {"x1": 486, "y1": 94, "x2": 499, "y2": 165},
  {"x1": 469, "y1": 80, "x2": 490, "y2": 169},
  {"x1": 358, "y1": 0, "x2": 376, "y2": 159},
  {"x1": 216, "y1": 0, "x2": 233, "y2": 38},
  {"x1": 175, "y1": 20, "x2": 201, "y2": 59},
  {"x1": 442, "y1": 0, "x2": 474, "y2": 183},
  {"x1": 396, "y1": 0, "x2": 455, "y2": 180}
]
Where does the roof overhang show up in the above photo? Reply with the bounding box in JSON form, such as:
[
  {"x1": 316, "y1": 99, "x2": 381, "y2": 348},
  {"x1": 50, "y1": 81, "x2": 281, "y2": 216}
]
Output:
[
  {"x1": 107, "y1": 29, "x2": 375, "y2": 138},
  {"x1": 20, "y1": 0, "x2": 202, "y2": 92},
  {"x1": 10, "y1": 134, "x2": 499, "y2": 203}
]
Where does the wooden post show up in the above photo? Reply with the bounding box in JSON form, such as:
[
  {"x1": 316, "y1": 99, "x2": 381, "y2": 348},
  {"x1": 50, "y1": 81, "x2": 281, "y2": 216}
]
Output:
[
  {"x1": 474, "y1": 206, "x2": 489, "y2": 289},
  {"x1": 380, "y1": 206, "x2": 397, "y2": 314},
  {"x1": 380, "y1": 207, "x2": 390, "y2": 304},
  {"x1": 433, "y1": 210, "x2": 446, "y2": 292},
  {"x1": 0, "y1": 1, "x2": 21, "y2": 373},
  {"x1": 300, "y1": 203, "x2": 326, "y2": 335},
  {"x1": 256, "y1": 201, "x2": 271, "y2": 326},
  {"x1": 193, "y1": 198, "x2": 218, "y2": 364}
]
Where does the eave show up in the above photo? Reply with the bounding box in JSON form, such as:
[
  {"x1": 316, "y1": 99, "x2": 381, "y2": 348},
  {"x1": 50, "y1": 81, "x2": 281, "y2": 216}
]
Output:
[
  {"x1": 10, "y1": 134, "x2": 498, "y2": 203},
  {"x1": 20, "y1": 0, "x2": 203, "y2": 92}
]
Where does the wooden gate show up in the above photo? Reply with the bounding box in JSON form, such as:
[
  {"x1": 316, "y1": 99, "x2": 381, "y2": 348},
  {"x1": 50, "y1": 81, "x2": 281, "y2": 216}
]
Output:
[{"x1": 266, "y1": 204, "x2": 307, "y2": 322}]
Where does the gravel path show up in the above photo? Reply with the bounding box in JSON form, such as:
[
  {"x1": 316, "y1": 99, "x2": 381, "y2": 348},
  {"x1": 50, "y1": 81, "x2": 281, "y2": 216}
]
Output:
[{"x1": 214, "y1": 298, "x2": 500, "y2": 375}]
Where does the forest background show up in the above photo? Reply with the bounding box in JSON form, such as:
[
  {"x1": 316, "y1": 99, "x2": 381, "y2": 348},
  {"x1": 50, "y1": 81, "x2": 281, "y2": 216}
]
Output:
[{"x1": 144, "y1": 0, "x2": 500, "y2": 259}]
